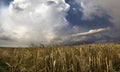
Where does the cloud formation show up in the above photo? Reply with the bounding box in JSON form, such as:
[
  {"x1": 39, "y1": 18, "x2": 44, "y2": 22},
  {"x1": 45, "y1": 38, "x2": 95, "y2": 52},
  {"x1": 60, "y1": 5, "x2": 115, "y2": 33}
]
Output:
[
  {"x1": 65, "y1": 0, "x2": 120, "y2": 44},
  {"x1": 0, "y1": 0, "x2": 70, "y2": 45},
  {"x1": 76, "y1": 0, "x2": 120, "y2": 36},
  {"x1": 0, "y1": 0, "x2": 120, "y2": 46},
  {"x1": 72, "y1": 27, "x2": 110, "y2": 36}
]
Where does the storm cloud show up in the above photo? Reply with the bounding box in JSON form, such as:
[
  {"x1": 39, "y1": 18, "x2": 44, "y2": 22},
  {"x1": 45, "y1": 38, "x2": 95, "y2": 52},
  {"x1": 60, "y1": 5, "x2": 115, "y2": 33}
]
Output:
[
  {"x1": 0, "y1": 0, "x2": 70, "y2": 45},
  {"x1": 0, "y1": 0, "x2": 120, "y2": 46}
]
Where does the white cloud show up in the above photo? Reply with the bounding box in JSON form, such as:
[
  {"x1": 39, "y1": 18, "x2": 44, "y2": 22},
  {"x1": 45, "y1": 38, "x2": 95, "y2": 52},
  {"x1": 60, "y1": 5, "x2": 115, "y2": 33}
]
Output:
[
  {"x1": 72, "y1": 27, "x2": 110, "y2": 36},
  {"x1": 0, "y1": 0, "x2": 70, "y2": 44},
  {"x1": 0, "y1": 0, "x2": 120, "y2": 46}
]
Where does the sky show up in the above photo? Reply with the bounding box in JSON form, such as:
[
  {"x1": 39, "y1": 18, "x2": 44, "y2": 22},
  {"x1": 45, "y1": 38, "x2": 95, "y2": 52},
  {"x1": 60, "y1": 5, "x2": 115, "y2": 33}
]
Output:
[{"x1": 0, "y1": 0, "x2": 120, "y2": 47}]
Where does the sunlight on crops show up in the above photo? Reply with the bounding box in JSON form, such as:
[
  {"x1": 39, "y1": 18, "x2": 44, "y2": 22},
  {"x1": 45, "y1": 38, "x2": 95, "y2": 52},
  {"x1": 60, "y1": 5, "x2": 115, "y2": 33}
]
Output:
[{"x1": 0, "y1": 43, "x2": 120, "y2": 72}]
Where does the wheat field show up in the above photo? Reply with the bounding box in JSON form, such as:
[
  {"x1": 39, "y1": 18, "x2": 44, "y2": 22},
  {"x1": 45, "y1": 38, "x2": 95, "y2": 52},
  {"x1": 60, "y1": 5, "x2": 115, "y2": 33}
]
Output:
[{"x1": 0, "y1": 43, "x2": 120, "y2": 72}]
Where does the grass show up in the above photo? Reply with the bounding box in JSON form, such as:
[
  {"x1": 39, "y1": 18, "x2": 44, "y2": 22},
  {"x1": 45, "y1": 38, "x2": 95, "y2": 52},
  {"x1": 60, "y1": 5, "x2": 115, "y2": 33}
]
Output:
[{"x1": 0, "y1": 43, "x2": 120, "y2": 72}]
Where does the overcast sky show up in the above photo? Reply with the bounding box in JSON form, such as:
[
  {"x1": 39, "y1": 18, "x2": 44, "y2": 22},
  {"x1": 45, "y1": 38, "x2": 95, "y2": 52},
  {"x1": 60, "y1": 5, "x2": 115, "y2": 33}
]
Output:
[{"x1": 0, "y1": 0, "x2": 120, "y2": 47}]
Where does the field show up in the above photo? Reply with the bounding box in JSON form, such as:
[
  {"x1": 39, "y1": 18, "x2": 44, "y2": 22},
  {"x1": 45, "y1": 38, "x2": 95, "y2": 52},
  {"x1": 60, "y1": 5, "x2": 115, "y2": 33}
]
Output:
[{"x1": 0, "y1": 43, "x2": 120, "y2": 72}]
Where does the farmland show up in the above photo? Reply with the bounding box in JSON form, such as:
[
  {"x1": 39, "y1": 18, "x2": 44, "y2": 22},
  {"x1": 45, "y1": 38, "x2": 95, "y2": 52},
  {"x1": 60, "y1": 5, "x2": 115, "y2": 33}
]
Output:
[{"x1": 0, "y1": 43, "x2": 120, "y2": 72}]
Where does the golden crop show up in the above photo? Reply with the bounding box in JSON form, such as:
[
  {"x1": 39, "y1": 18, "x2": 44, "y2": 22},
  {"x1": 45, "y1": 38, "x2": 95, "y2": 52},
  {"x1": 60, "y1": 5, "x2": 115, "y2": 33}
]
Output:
[{"x1": 0, "y1": 43, "x2": 120, "y2": 72}]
